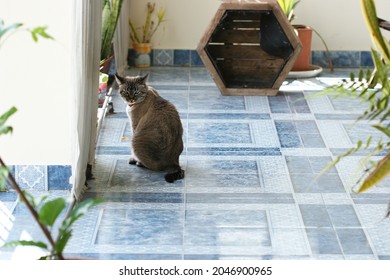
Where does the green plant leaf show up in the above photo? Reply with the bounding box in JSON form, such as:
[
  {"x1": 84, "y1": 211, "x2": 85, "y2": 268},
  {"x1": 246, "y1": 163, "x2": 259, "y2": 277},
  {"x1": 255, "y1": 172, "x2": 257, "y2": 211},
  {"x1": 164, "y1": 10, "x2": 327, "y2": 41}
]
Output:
[
  {"x1": 0, "y1": 126, "x2": 13, "y2": 136},
  {"x1": 55, "y1": 229, "x2": 72, "y2": 254},
  {"x1": 277, "y1": 0, "x2": 300, "y2": 22},
  {"x1": 358, "y1": 68, "x2": 364, "y2": 81},
  {"x1": 373, "y1": 125, "x2": 390, "y2": 138},
  {"x1": 317, "y1": 0, "x2": 390, "y2": 193},
  {"x1": 0, "y1": 106, "x2": 17, "y2": 124},
  {"x1": 365, "y1": 136, "x2": 373, "y2": 149},
  {"x1": 60, "y1": 198, "x2": 102, "y2": 232},
  {"x1": 22, "y1": 191, "x2": 48, "y2": 208},
  {"x1": 0, "y1": 166, "x2": 9, "y2": 191},
  {"x1": 101, "y1": 0, "x2": 123, "y2": 59},
  {"x1": 54, "y1": 198, "x2": 102, "y2": 254},
  {"x1": 38, "y1": 197, "x2": 66, "y2": 226},
  {"x1": 361, "y1": 0, "x2": 390, "y2": 63},
  {"x1": 0, "y1": 22, "x2": 23, "y2": 39},
  {"x1": 0, "y1": 107, "x2": 17, "y2": 136},
  {"x1": 65, "y1": 198, "x2": 103, "y2": 227},
  {"x1": 356, "y1": 154, "x2": 390, "y2": 193},
  {"x1": 1, "y1": 240, "x2": 48, "y2": 250},
  {"x1": 29, "y1": 26, "x2": 53, "y2": 42}
]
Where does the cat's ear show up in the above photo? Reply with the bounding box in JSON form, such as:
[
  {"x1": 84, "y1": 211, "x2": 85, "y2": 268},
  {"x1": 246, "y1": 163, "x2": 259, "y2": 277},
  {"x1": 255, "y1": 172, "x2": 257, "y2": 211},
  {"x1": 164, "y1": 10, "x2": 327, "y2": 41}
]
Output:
[
  {"x1": 138, "y1": 73, "x2": 149, "y2": 84},
  {"x1": 115, "y1": 73, "x2": 125, "y2": 85}
]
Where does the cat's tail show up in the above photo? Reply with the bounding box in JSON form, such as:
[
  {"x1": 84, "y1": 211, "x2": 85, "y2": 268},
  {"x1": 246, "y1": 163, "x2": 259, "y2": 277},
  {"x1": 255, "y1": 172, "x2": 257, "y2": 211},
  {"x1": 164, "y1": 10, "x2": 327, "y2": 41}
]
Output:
[{"x1": 165, "y1": 167, "x2": 185, "y2": 183}]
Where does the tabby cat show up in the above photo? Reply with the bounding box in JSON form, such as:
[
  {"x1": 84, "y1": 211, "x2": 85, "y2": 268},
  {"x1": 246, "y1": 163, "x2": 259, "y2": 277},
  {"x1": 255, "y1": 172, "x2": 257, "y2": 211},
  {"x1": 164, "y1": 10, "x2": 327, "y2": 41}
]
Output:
[{"x1": 115, "y1": 73, "x2": 185, "y2": 183}]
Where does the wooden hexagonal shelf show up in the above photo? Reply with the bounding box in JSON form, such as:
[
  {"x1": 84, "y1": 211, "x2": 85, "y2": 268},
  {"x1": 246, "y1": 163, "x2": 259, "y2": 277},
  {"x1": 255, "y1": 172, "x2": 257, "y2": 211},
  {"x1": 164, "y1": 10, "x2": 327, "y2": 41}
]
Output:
[{"x1": 197, "y1": 0, "x2": 302, "y2": 96}]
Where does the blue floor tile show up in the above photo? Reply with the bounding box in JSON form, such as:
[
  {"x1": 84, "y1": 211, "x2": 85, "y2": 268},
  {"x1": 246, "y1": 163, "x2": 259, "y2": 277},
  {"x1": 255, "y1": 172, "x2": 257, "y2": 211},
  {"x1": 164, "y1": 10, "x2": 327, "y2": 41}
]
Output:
[
  {"x1": 336, "y1": 228, "x2": 373, "y2": 254},
  {"x1": 3, "y1": 67, "x2": 389, "y2": 261},
  {"x1": 306, "y1": 228, "x2": 343, "y2": 255},
  {"x1": 188, "y1": 123, "x2": 252, "y2": 144}
]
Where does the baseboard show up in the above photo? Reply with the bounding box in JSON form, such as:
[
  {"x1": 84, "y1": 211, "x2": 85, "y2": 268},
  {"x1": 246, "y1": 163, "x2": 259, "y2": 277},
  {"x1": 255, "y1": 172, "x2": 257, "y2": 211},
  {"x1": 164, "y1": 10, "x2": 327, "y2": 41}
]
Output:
[
  {"x1": 5, "y1": 165, "x2": 72, "y2": 191},
  {"x1": 127, "y1": 49, "x2": 374, "y2": 68}
]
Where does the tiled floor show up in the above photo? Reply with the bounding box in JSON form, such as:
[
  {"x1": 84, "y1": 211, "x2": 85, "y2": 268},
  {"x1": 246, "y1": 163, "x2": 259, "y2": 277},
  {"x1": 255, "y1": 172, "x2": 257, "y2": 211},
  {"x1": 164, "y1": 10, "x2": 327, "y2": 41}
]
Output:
[{"x1": 1, "y1": 66, "x2": 390, "y2": 260}]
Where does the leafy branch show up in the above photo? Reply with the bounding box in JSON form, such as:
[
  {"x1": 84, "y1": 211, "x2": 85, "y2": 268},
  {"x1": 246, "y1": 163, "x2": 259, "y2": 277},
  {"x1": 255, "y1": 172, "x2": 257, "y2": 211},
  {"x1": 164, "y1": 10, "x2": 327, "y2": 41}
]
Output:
[
  {"x1": 0, "y1": 18, "x2": 102, "y2": 259},
  {"x1": 0, "y1": 19, "x2": 53, "y2": 47},
  {"x1": 0, "y1": 108, "x2": 102, "y2": 259},
  {"x1": 319, "y1": 0, "x2": 390, "y2": 195}
]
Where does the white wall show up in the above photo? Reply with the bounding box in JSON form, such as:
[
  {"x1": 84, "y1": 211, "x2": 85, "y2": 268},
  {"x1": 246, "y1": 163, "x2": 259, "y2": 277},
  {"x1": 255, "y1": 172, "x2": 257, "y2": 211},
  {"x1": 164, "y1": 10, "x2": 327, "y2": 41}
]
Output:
[
  {"x1": 129, "y1": 0, "x2": 221, "y2": 49},
  {"x1": 296, "y1": 0, "x2": 390, "y2": 50},
  {"x1": 129, "y1": 0, "x2": 390, "y2": 51},
  {"x1": 0, "y1": 0, "x2": 72, "y2": 165}
]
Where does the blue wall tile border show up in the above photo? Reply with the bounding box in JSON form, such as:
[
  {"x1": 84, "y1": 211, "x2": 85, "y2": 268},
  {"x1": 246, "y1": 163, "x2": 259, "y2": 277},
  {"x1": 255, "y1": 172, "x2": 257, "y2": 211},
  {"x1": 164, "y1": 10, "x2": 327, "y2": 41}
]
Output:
[
  {"x1": 128, "y1": 49, "x2": 374, "y2": 68},
  {"x1": 48, "y1": 165, "x2": 72, "y2": 190},
  {"x1": 0, "y1": 191, "x2": 18, "y2": 201},
  {"x1": 3, "y1": 165, "x2": 72, "y2": 191},
  {"x1": 174, "y1": 50, "x2": 190, "y2": 66}
]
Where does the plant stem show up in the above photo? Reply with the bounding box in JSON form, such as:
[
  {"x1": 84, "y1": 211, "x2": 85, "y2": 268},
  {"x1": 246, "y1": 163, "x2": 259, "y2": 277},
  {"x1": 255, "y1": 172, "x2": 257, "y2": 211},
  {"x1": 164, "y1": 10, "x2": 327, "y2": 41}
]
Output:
[{"x1": 0, "y1": 157, "x2": 63, "y2": 259}]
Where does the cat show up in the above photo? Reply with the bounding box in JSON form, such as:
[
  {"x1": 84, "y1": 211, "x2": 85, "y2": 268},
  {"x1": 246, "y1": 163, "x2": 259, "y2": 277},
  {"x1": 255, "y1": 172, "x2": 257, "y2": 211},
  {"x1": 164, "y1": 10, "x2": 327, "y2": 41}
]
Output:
[{"x1": 114, "y1": 73, "x2": 185, "y2": 183}]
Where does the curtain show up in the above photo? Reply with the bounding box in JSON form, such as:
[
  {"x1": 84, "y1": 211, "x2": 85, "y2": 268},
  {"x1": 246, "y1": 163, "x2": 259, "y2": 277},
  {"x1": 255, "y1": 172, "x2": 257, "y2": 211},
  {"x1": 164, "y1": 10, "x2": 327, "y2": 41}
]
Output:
[
  {"x1": 70, "y1": 0, "x2": 102, "y2": 201},
  {"x1": 113, "y1": 0, "x2": 130, "y2": 75}
]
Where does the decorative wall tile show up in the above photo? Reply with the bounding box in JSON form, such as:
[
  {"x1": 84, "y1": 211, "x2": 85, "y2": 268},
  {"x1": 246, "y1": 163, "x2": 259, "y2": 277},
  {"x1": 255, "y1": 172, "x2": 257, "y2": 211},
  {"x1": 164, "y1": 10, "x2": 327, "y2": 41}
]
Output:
[
  {"x1": 15, "y1": 165, "x2": 47, "y2": 191},
  {"x1": 7, "y1": 165, "x2": 72, "y2": 191},
  {"x1": 153, "y1": 49, "x2": 174, "y2": 66}
]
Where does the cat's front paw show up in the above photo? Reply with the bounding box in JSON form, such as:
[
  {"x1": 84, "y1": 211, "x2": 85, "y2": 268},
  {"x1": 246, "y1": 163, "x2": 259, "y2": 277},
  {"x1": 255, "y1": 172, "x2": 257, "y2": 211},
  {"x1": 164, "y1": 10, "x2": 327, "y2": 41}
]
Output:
[{"x1": 129, "y1": 158, "x2": 145, "y2": 168}]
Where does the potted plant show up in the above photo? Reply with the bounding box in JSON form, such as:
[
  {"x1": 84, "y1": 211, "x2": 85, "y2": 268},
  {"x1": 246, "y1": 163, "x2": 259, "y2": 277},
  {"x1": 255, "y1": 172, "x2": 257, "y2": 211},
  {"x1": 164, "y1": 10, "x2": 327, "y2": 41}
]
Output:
[
  {"x1": 277, "y1": 0, "x2": 333, "y2": 72},
  {"x1": 101, "y1": 0, "x2": 124, "y2": 73},
  {"x1": 99, "y1": 0, "x2": 123, "y2": 117},
  {"x1": 128, "y1": 2, "x2": 166, "y2": 68},
  {"x1": 0, "y1": 19, "x2": 102, "y2": 260},
  {"x1": 320, "y1": 0, "x2": 389, "y2": 203}
]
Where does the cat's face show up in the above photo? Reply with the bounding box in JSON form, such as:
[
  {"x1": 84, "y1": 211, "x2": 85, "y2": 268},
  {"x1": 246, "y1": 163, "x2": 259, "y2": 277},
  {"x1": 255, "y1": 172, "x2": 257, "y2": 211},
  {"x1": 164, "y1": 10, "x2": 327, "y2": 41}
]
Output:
[{"x1": 115, "y1": 74, "x2": 148, "y2": 106}]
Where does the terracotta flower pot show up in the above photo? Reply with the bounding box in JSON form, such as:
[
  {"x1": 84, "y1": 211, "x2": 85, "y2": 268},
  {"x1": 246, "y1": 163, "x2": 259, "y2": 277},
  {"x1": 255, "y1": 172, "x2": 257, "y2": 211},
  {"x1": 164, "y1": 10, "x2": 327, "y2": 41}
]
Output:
[
  {"x1": 291, "y1": 26, "x2": 313, "y2": 71},
  {"x1": 133, "y1": 43, "x2": 152, "y2": 68},
  {"x1": 99, "y1": 55, "x2": 114, "y2": 74}
]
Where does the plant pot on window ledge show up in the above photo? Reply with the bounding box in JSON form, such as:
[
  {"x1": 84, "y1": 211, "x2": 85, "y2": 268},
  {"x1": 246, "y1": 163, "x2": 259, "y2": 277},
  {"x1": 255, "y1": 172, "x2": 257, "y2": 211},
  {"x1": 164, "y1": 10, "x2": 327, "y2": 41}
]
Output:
[
  {"x1": 100, "y1": 55, "x2": 114, "y2": 74},
  {"x1": 133, "y1": 43, "x2": 152, "y2": 68}
]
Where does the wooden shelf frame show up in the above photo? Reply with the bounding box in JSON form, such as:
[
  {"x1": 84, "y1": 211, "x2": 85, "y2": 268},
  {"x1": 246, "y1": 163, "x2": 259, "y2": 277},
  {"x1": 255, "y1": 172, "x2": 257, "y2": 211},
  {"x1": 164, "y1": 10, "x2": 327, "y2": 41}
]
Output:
[{"x1": 197, "y1": 0, "x2": 302, "y2": 96}]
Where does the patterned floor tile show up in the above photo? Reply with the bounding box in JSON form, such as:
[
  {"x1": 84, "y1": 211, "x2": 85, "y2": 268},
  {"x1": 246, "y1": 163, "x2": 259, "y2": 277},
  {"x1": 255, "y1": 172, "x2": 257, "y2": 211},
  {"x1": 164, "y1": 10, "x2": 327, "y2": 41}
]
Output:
[{"x1": 3, "y1": 67, "x2": 389, "y2": 260}]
